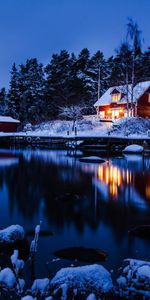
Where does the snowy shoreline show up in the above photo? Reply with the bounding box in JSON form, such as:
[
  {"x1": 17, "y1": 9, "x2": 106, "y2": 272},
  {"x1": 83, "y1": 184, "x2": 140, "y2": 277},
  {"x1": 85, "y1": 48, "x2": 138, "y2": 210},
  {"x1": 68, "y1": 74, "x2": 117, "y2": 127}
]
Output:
[
  {"x1": 0, "y1": 224, "x2": 150, "y2": 299},
  {"x1": 0, "y1": 117, "x2": 150, "y2": 141}
]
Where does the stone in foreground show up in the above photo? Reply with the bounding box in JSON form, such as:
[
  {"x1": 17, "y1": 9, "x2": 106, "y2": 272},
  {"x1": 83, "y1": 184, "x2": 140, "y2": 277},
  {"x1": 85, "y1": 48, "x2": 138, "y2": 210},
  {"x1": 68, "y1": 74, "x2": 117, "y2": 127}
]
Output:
[
  {"x1": 50, "y1": 264, "x2": 113, "y2": 299},
  {"x1": 117, "y1": 258, "x2": 150, "y2": 299},
  {"x1": 0, "y1": 225, "x2": 25, "y2": 243}
]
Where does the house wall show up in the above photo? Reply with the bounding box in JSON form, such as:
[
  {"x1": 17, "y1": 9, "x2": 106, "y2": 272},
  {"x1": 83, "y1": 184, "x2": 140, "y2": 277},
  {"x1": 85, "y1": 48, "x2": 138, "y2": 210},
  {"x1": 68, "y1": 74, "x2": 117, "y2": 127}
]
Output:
[
  {"x1": 0, "y1": 122, "x2": 18, "y2": 132},
  {"x1": 96, "y1": 86, "x2": 150, "y2": 119},
  {"x1": 137, "y1": 87, "x2": 150, "y2": 118},
  {"x1": 98, "y1": 103, "x2": 127, "y2": 119}
]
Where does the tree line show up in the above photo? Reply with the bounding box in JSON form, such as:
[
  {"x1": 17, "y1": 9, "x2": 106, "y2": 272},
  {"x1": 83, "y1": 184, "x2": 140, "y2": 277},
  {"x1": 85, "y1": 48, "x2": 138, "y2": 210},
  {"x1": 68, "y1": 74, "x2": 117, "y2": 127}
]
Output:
[{"x1": 0, "y1": 21, "x2": 150, "y2": 124}]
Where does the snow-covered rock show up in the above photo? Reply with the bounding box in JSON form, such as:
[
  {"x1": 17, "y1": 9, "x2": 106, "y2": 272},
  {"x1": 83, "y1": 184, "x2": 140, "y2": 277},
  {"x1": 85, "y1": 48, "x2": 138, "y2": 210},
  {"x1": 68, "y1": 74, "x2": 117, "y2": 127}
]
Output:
[
  {"x1": 16, "y1": 278, "x2": 25, "y2": 291},
  {"x1": 31, "y1": 278, "x2": 50, "y2": 294},
  {"x1": 79, "y1": 156, "x2": 106, "y2": 163},
  {"x1": 50, "y1": 264, "x2": 113, "y2": 298},
  {"x1": 21, "y1": 296, "x2": 36, "y2": 300},
  {"x1": 0, "y1": 267, "x2": 16, "y2": 288},
  {"x1": 123, "y1": 144, "x2": 143, "y2": 154},
  {"x1": 117, "y1": 259, "x2": 150, "y2": 299},
  {"x1": 86, "y1": 293, "x2": 97, "y2": 300},
  {"x1": 0, "y1": 225, "x2": 25, "y2": 243}
]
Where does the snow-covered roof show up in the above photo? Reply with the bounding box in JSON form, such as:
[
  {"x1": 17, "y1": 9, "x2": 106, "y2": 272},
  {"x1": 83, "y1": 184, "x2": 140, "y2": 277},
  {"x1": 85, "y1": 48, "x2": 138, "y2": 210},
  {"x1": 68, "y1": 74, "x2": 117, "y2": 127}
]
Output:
[
  {"x1": 94, "y1": 81, "x2": 150, "y2": 107},
  {"x1": 0, "y1": 116, "x2": 20, "y2": 123}
]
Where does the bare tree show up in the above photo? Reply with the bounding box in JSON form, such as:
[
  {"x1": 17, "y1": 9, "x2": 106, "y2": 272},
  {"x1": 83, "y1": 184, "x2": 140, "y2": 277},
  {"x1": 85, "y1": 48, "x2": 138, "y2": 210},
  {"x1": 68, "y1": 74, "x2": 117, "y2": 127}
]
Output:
[
  {"x1": 59, "y1": 104, "x2": 84, "y2": 131},
  {"x1": 126, "y1": 18, "x2": 142, "y2": 116}
]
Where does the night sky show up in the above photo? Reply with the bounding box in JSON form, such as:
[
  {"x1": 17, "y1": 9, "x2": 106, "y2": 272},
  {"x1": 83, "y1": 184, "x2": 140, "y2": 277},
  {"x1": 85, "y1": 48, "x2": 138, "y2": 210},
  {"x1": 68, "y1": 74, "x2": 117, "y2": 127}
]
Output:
[{"x1": 0, "y1": 0, "x2": 149, "y2": 87}]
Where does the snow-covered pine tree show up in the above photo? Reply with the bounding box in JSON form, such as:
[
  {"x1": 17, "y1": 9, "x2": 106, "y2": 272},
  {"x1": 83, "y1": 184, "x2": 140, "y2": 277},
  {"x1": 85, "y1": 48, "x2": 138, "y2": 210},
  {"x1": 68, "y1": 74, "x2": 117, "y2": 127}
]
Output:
[
  {"x1": 7, "y1": 63, "x2": 20, "y2": 119},
  {"x1": 45, "y1": 50, "x2": 72, "y2": 117},
  {"x1": 0, "y1": 87, "x2": 8, "y2": 115},
  {"x1": 18, "y1": 59, "x2": 45, "y2": 123},
  {"x1": 76, "y1": 48, "x2": 93, "y2": 95}
]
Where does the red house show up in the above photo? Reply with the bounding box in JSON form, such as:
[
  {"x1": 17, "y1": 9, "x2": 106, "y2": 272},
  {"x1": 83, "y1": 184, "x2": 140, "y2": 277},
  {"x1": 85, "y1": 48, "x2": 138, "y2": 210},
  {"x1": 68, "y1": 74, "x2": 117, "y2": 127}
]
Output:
[
  {"x1": 0, "y1": 116, "x2": 20, "y2": 132},
  {"x1": 94, "y1": 81, "x2": 150, "y2": 121}
]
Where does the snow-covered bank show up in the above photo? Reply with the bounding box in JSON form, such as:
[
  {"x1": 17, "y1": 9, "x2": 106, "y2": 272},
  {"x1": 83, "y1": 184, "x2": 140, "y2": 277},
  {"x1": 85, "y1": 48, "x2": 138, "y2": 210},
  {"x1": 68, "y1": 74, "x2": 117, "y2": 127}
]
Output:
[
  {"x1": 0, "y1": 226, "x2": 150, "y2": 300},
  {"x1": 22, "y1": 117, "x2": 150, "y2": 138},
  {"x1": 0, "y1": 117, "x2": 149, "y2": 140}
]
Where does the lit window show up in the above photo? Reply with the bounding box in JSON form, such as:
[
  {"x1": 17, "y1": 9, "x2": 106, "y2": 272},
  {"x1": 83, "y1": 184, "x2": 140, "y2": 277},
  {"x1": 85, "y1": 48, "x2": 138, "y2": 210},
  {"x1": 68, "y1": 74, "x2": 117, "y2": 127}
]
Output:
[
  {"x1": 112, "y1": 93, "x2": 121, "y2": 102},
  {"x1": 148, "y1": 94, "x2": 150, "y2": 102},
  {"x1": 99, "y1": 111, "x2": 105, "y2": 119}
]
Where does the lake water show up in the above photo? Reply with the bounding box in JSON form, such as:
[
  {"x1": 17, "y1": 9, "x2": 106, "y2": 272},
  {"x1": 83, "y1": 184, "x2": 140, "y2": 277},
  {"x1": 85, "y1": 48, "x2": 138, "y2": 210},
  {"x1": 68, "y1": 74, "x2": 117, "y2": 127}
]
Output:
[{"x1": 0, "y1": 148, "x2": 150, "y2": 280}]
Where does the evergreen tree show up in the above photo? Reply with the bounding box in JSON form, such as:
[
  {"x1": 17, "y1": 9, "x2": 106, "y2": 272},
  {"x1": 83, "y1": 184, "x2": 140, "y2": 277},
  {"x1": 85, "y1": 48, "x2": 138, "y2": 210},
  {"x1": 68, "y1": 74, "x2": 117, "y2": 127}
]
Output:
[
  {"x1": 76, "y1": 48, "x2": 93, "y2": 100},
  {"x1": 45, "y1": 50, "x2": 72, "y2": 117},
  {"x1": 8, "y1": 63, "x2": 20, "y2": 118},
  {"x1": 0, "y1": 88, "x2": 8, "y2": 115},
  {"x1": 18, "y1": 59, "x2": 45, "y2": 123}
]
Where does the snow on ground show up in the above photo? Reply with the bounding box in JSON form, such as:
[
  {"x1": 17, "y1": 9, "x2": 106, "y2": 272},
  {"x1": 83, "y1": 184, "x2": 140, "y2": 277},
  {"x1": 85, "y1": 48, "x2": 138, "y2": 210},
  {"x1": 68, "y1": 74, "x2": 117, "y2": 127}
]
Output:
[
  {"x1": 0, "y1": 225, "x2": 25, "y2": 243},
  {"x1": 23, "y1": 116, "x2": 110, "y2": 137},
  {"x1": 117, "y1": 259, "x2": 150, "y2": 298},
  {"x1": 22, "y1": 116, "x2": 150, "y2": 138},
  {"x1": 0, "y1": 116, "x2": 149, "y2": 139},
  {"x1": 50, "y1": 264, "x2": 113, "y2": 298}
]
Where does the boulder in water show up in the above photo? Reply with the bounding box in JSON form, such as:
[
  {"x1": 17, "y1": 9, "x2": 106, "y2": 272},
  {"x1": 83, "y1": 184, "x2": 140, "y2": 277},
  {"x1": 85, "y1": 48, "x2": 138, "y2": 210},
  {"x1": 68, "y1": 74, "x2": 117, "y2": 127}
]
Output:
[{"x1": 79, "y1": 156, "x2": 106, "y2": 163}]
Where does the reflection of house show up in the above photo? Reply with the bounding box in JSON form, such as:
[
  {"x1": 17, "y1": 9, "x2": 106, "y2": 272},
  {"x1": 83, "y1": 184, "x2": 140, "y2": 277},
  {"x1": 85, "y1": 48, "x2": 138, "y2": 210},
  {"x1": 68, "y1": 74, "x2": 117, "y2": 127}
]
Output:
[
  {"x1": 0, "y1": 151, "x2": 19, "y2": 167},
  {"x1": 95, "y1": 160, "x2": 150, "y2": 209},
  {"x1": 0, "y1": 116, "x2": 20, "y2": 132},
  {"x1": 94, "y1": 81, "x2": 150, "y2": 121}
]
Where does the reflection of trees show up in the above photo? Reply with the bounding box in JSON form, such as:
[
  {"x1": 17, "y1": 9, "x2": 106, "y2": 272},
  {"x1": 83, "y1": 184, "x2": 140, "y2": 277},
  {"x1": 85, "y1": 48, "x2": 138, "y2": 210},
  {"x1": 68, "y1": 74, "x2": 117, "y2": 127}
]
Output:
[
  {"x1": 1, "y1": 151, "x2": 150, "y2": 240},
  {"x1": 2, "y1": 153, "x2": 100, "y2": 232},
  {"x1": 4, "y1": 157, "x2": 42, "y2": 219}
]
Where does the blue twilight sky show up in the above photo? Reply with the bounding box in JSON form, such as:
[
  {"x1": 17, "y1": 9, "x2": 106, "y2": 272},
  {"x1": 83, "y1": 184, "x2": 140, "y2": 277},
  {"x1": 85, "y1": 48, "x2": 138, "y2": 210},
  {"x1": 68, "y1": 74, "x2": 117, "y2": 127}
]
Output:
[{"x1": 0, "y1": 0, "x2": 150, "y2": 88}]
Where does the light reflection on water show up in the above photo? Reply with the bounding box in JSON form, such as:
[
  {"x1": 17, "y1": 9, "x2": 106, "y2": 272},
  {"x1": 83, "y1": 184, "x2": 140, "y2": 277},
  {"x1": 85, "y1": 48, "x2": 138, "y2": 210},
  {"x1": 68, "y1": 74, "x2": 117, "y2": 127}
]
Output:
[{"x1": 0, "y1": 148, "x2": 150, "y2": 278}]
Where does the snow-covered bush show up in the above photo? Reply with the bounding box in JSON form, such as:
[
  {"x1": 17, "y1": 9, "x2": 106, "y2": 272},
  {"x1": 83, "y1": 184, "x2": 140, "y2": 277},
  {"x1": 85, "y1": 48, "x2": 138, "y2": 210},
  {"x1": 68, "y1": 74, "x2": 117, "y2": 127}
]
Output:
[
  {"x1": 112, "y1": 117, "x2": 150, "y2": 136},
  {"x1": 11, "y1": 250, "x2": 24, "y2": 275},
  {"x1": 23, "y1": 123, "x2": 33, "y2": 132},
  {"x1": 30, "y1": 222, "x2": 41, "y2": 255}
]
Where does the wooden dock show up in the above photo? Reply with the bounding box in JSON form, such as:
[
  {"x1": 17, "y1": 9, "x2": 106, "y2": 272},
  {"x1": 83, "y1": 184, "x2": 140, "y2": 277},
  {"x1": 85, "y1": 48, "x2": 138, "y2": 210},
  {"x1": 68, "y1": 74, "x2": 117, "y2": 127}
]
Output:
[{"x1": 0, "y1": 134, "x2": 150, "y2": 154}]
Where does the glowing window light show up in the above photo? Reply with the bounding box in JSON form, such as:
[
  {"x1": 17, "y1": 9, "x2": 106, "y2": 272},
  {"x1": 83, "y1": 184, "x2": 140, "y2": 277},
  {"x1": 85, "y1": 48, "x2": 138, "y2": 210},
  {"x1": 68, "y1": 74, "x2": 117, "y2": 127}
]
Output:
[
  {"x1": 146, "y1": 185, "x2": 150, "y2": 198},
  {"x1": 112, "y1": 93, "x2": 121, "y2": 102}
]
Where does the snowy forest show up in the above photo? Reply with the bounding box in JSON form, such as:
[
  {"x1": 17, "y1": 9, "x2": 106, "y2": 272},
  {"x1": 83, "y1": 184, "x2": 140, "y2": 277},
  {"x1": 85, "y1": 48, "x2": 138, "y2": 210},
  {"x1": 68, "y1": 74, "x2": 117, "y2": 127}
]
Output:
[{"x1": 0, "y1": 20, "x2": 150, "y2": 124}]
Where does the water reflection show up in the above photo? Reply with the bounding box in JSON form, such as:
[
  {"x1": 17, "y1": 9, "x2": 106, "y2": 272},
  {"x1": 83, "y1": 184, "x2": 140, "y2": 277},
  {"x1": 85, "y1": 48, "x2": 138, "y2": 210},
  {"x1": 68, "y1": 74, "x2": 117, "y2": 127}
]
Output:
[
  {"x1": 96, "y1": 156, "x2": 150, "y2": 208},
  {"x1": 0, "y1": 149, "x2": 150, "y2": 276}
]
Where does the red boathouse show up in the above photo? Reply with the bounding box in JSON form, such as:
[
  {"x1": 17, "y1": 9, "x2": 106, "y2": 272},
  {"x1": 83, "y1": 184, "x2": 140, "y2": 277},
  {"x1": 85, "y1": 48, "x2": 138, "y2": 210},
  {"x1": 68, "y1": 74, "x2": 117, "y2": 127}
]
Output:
[{"x1": 0, "y1": 116, "x2": 20, "y2": 132}]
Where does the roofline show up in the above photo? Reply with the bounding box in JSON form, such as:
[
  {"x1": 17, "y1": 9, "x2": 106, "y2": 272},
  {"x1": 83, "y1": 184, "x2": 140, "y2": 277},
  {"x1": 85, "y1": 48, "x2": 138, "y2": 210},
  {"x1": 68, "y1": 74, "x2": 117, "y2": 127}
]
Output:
[{"x1": 94, "y1": 80, "x2": 150, "y2": 107}]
